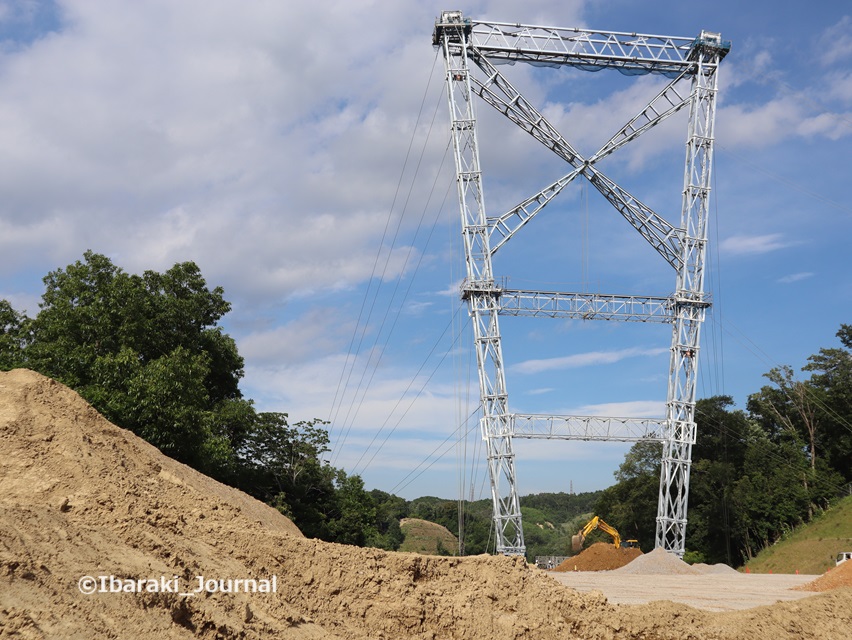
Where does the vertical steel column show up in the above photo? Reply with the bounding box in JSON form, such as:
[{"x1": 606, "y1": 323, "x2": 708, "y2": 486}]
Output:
[
  {"x1": 656, "y1": 34, "x2": 723, "y2": 556},
  {"x1": 438, "y1": 14, "x2": 524, "y2": 555}
]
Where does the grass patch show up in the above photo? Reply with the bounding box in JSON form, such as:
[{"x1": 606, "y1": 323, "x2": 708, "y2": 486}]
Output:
[
  {"x1": 399, "y1": 518, "x2": 459, "y2": 556},
  {"x1": 745, "y1": 496, "x2": 852, "y2": 574}
]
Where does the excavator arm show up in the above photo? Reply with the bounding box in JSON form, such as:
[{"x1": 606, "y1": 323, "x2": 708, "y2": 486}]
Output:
[
  {"x1": 597, "y1": 520, "x2": 621, "y2": 548},
  {"x1": 571, "y1": 516, "x2": 622, "y2": 552}
]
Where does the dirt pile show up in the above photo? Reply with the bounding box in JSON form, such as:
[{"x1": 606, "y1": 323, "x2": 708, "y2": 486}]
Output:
[
  {"x1": 797, "y1": 560, "x2": 852, "y2": 592},
  {"x1": 693, "y1": 563, "x2": 740, "y2": 575},
  {"x1": 2, "y1": 369, "x2": 852, "y2": 639},
  {"x1": 613, "y1": 547, "x2": 700, "y2": 575},
  {"x1": 552, "y1": 543, "x2": 642, "y2": 572}
]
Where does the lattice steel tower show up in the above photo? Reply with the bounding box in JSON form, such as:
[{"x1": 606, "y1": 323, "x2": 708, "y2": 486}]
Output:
[{"x1": 433, "y1": 12, "x2": 729, "y2": 556}]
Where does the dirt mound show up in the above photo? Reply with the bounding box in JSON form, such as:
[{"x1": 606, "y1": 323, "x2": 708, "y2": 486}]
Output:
[
  {"x1": 552, "y1": 543, "x2": 642, "y2": 572},
  {"x1": 399, "y1": 518, "x2": 458, "y2": 555},
  {"x1": 797, "y1": 560, "x2": 852, "y2": 592},
  {"x1": 2, "y1": 369, "x2": 852, "y2": 639},
  {"x1": 613, "y1": 547, "x2": 700, "y2": 575},
  {"x1": 0, "y1": 370, "x2": 304, "y2": 539},
  {"x1": 693, "y1": 563, "x2": 740, "y2": 575}
]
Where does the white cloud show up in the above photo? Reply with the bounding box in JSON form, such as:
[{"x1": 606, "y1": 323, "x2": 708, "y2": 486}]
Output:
[
  {"x1": 717, "y1": 97, "x2": 802, "y2": 148},
  {"x1": 526, "y1": 387, "x2": 555, "y2": 395},
  {"x1": 719, "y1": 233, "x2": 793, "y2": 256},
  {"x1": 722, "y1": 49, "x2": 774, "y2": 90},
  {"x1": 572, "y1": 400, "x2": 666, "y2": 418},
  {"x1": 238, "y1": 308, "x2": 353, "y2": 365},
  {"x1": 819, "y1": 16, "x2": 852, "y2": 67},
  {"x1": 512, "y1": 346, "x2": 667, "y2": 374},
  {"x1": 795, "y1": 111, "x2": 852, "y2": 140},
  {"x1": 244, "y1": 355, "x2": 460, "y2": 432},
  {"x1": 777, "y1": 272, "x2": 814, "y2": 284}
]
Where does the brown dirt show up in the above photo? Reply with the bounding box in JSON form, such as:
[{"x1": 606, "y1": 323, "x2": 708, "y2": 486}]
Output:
[
  {"x1": 552, "y1": 542, "x2": 642, "y2": 572},
  {"x1": 796, "y1": 560, "x2": 852, "y2": 592},
  {"x1": 1, "y1": 369, "x2": 852, "y2": 639}
]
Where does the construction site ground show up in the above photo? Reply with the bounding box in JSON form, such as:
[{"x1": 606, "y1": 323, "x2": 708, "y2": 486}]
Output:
[{"x1": 549, "y1": 571, "x2": 818, "y2": 611}]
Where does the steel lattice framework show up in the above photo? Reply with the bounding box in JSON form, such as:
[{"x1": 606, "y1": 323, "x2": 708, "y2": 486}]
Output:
[{"x1": 433, "y1": 12, "x2": 729, "y2": 556}]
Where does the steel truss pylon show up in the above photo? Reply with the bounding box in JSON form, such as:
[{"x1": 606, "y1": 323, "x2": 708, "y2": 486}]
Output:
[{"x1": 433, "y1": 12, "x2": 729, "y2": 556}]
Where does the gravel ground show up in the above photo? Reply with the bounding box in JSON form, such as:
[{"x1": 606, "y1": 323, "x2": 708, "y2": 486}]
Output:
[{"x1": 547, "y1": 571, "x2": 820, "y2": 611}]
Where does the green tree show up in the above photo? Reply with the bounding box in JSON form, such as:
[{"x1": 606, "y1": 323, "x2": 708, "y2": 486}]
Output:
[
  {"x1": 326, "y1": 471, "x2": 378, "y2": 546},
  {"x1": 16, "y1": 251, "x2": 254, "y2": 476},
  {"x1": 749, "y1": 366, "x2": 823, "y2": 470},
  {"x1": 803, "y1": 325, "x2": 852, "y2": 481},
  {"x1": 687, "y1": 396, "x2": 751, "y2": 565},
  {"x1": 594, "y1": 439, "x2": 661, "y2": 550},
  {"x1": 368, "y1": 490, "x2": 408, "y2": 550},
  {"x1": 0, "y1": 299, "x2": 26, "y2": 370},
  {"x1": 238, "y1": 413, "x2": 337, "y2": 535}
]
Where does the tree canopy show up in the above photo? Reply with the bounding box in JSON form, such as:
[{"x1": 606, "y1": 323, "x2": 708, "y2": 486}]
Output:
[{"x1": 6, "y1": 251, "x2": 250, "y2": 474}]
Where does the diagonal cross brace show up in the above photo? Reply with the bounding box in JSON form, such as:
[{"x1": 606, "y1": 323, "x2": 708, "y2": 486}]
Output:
[
  {"x1": 590, "y1": 67, "x2": 693, "y2": 164},
  {"x1": 488, "y1": 168, "x2": 583, "y2": 254},
  {"x1": 470, "y1": 50, "x2": 686, "y2": 268}
]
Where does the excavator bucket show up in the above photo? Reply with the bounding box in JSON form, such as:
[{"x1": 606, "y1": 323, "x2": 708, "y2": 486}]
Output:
[{"x1": 571, "y1": 533, "x2": 584, "y2": 552}]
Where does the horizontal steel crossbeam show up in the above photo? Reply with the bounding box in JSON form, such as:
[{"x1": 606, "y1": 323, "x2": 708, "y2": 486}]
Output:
[
  {"x1": 511, "y1": 413, "x2": 666, "y2": 441},
  {"x1": 498, "y1": 290, "x2": 674, "y2": 323},
  {"x1": 465, "y1": 21, "x2": 705, "y2": 76}
]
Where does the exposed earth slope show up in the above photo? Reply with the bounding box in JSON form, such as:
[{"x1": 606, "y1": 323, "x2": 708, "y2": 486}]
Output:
[{"x1": 1, "y1": 369, "x2": 850, "y2": 639}]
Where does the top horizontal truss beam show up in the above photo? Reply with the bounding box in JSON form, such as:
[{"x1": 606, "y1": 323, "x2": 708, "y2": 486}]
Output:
[{"x1": 434, "y1": 17, "x2": 729, "y2": 75}]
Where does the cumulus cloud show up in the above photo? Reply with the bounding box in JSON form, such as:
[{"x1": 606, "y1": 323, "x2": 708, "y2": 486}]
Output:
[
  {"x1": 0, "y1": 0, "x2": 448, "y2": 300},
  {"x1": 238, "y1": 308, "x2": 353, "y2": 365}
]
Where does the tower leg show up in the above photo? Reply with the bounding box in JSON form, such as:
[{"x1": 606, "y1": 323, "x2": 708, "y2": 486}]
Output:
[
  {"x1": 656, "y1": 45, "x2": 720, "y2": 556},
  {"x1": 439, "y1": 14, "x2": 525, "y2": 555}
]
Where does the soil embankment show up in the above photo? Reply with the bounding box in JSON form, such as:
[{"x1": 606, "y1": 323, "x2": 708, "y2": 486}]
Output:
[{"x1": 1, "y1": 369, "x2": 851, "y2": 639}]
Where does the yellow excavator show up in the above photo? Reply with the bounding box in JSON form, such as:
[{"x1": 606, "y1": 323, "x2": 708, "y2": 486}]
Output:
[{"x1": 571, "y1": 516, "x2": 639, "y2": 552}]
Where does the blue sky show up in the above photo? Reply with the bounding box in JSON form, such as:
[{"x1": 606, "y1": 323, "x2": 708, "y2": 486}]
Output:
[{"x1": 0, "y1": 1, "x2": 849, "y2": 501}]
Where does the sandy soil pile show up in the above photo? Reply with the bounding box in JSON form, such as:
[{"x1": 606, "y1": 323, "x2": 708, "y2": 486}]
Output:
[
  {"x1": 613, "y1": 547, "x2": 700, "y2": 575},
  {"x1": 552, "y1": 542, "x2": 642, "y2": 572},
  {"x1": 797, "y1": 560, "x2": 852, "y2": 592},
  {"x1": 693, "y1": 563, "x2": 740, "y2": 575},
  {"x1": 2, "y1": 369, "x2": 852, "y2": 639}
]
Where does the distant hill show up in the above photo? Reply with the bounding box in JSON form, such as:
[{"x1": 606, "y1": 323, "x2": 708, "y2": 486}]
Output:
[
  {"x1": 399, "y1": 518, "x2": 459, "y2": 556},
  {"x1": 405, "y1": 491, "x2": 603, "y2": 559},
  {"x1": 744, "y1": 495, "x2": 852, "y2": 574}
]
